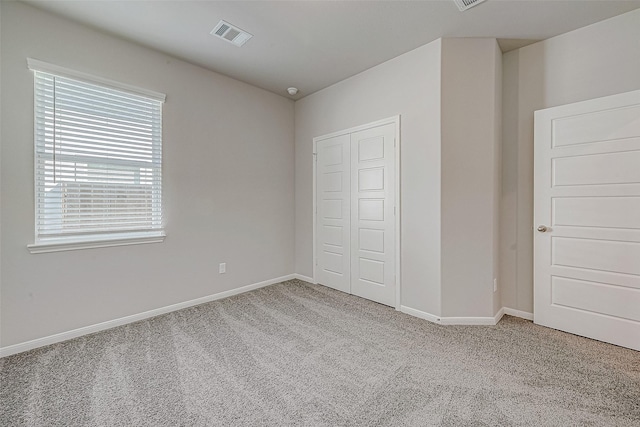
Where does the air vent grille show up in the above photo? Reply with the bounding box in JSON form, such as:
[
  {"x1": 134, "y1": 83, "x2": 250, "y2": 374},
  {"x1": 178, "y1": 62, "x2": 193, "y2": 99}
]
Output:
[
  {"x1": 214, "y1": 24, "x2": 230, "y2": 37},
  {"x1": 453, "y1": 0, "x2": 488, "y2": 11},
  {"x1": 224, "y1": 28, "x2": 241, "y2": 42},
  {"x1": 210, "y1": 20, "x2": 253, "y2": 47}
]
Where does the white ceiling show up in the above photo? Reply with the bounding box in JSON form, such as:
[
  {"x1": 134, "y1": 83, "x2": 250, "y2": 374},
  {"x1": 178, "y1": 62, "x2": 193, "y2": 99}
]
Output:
[{"x1": 23, "y1": 0, "x2": 640, "y2": 99}]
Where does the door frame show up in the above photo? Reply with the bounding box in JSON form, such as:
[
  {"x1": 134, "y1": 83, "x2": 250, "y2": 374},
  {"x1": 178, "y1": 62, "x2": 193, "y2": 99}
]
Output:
[{"x1": 312, "y1": 116, "x2": 401, "y2": 310}]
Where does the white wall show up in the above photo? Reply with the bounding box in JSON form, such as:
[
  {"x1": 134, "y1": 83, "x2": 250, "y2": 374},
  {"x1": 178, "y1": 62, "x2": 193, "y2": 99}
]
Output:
[
  {"x1": 295, "y1": 40, "x2": 443, "y2": 315},
  {"x1": 492, "y1": 41, "x2": 502, "y2": 316},
  {"x1": 0, "y1": 1, "x2": 3, "y2": 343},
  {"x1": 440, "y1": 38, "x2": 502, "y2": 317},
  {"x1": 501, "y1": 9, "x2": 640, "y2": 313},
  {"x1": 0, "y1": 2, "x2": 295, "y2": 347},
  {"x1": 499, "y1": 51, "x2": 519, "y2": 314}
]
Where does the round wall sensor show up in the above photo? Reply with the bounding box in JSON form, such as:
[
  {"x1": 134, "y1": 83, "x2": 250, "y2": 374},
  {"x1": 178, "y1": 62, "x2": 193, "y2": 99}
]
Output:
[{"x1": 287, "y1": 87, "x2": 299, "y2": 96}]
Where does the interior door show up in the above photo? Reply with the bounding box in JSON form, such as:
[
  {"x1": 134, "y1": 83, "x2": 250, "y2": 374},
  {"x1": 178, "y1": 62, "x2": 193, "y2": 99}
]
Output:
[
  {"x1": 534, "y1": 89, "x2": 640, "y2": 351},
  {"x1": 350, "y1": 124, "x2": 396, "y2": 306},
  {"x1": 315, "y1": 134, "x2": 351, "y2": 293}
]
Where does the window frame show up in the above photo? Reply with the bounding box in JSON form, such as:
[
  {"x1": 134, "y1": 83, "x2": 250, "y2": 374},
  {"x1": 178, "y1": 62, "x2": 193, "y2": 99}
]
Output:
[{"x1": 26, "y1": 59, "x2": 166, "y2": 254}]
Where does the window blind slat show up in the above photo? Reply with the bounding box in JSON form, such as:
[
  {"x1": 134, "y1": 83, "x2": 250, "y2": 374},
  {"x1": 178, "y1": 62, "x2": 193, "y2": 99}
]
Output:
[
  {"x1": 40, "y1": 143, "x2": 155, "y2": 163},
  {"x1": 44, "y1": 119, "x2": 157, "y2": 142},
  {"x1": 36, "y1": 154, "x2": 161, "y2": 169},
  {"x1": 49, "y1": 78, "x2": 160, "y2": 114},
  {"x1": 35, "y1": 105, "x2": 161, "y2": 134},
  {"x1": 53, "y1": 95, "x2": 159, "y2": 123},
  {"x1": 36, "y1": 88, "x2": 160, "y2": 119},
  {"x1": 40, "y1": 218, "x2": 159, "y2": 223},
  {"x1": 54, "y1": 77, "x2": 160, "y2": 107},
  {"x1": 38, "y1": 227, "x2": 157, "y2": 237}
]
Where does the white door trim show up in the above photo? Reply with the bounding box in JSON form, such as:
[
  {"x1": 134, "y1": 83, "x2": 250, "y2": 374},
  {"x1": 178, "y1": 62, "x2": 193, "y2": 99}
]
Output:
[{"x1": 313, "y1": 116, "x2": 401, "y2": 310}]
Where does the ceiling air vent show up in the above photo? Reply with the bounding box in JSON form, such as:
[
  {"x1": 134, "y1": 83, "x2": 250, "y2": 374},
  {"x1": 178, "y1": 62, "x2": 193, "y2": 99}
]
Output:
[
  {"x1": 453, "y1": 0, "x2": 488, "y2": 11},
  {"x1": 210, "y1": 20, "x2": 253, "y2": 47}
]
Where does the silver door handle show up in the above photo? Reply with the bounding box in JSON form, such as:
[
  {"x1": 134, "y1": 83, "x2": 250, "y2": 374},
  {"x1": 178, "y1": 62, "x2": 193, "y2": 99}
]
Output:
[{"x1": 537, "y1": 225, "x2": 548, "y2": 233}]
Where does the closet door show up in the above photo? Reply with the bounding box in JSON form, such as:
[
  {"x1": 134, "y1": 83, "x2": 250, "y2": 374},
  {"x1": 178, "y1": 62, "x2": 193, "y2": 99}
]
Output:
[
  {"x1": 315, "y1": 134, "x2": 351, "y2": 293},
  {"x1": 350, "y1": 124, "x2": 396, "y2": 306}
]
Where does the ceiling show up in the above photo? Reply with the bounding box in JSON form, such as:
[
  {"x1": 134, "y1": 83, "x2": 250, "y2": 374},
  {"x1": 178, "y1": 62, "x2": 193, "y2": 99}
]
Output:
[{"x1": 23, "y1": 0, "x2": 640, "y2": 99}]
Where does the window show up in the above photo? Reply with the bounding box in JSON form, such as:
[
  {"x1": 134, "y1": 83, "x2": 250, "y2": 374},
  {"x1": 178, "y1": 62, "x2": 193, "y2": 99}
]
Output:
[{"x1": 27, "y1": 59, "x2": 165, "y2": 253}]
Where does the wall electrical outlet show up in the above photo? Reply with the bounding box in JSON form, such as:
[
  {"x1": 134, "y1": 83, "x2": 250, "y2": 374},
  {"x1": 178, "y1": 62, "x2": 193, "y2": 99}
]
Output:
[
  {"x1": 494, "y1": 278, "x2": 498, "y2": 292},
  {"x1": 219, "y1": 263, "x2": 226, "y2": 274}
]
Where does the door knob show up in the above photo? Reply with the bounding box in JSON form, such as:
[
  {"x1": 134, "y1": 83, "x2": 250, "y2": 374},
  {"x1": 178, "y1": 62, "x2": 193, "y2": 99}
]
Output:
[{"x1": 537, "y1": 225, "x2": 548, "y2": 233}]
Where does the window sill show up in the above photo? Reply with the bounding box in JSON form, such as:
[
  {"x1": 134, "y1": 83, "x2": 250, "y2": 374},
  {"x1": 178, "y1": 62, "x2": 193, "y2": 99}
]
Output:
[{"x1": 27, "y1": 232, "x2": 166, "y2": 254}]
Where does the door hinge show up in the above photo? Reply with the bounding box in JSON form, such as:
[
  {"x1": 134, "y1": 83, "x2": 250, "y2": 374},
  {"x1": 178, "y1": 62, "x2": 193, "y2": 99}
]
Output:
[
  {"x1": 394, "y1": 138, "x2": 396, "y2": 148},
  {"x1": 313, "y1": 152, "x2": 317, "y2": 162},
  {"x1": 394, "y1": 206, "x2": 396, "y2": 216}
]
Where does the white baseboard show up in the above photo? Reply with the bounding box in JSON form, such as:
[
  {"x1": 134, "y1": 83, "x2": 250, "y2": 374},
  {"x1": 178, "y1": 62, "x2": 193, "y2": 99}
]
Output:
[
  {"x1": 293, "y1": 274, "x2": 315, "y2": 283},
  {"x1": 440, "y1": 307, "x2": 504, "y2": 326},
  {"x1": 503, "y1": 307, "x2": 534, "y2": 321},
  {"x1": 401, "y1": 306, "x2": 505, "y2": 326},
  {"x1": 0, "y1": 274, "x2": 295, "y2": 358},
  {"x1": 400, "y1": 305, "x2": 442, "y2": 323}
]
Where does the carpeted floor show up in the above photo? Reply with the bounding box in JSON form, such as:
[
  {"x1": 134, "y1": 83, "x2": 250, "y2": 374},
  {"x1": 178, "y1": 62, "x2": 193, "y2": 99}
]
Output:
[{"x1": 1, "y1": 279, "x2": 639, "y2": 426}]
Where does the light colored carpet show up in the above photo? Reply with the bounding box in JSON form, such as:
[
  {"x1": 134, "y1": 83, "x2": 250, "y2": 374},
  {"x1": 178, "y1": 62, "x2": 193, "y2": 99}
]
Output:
[{"x1": 1, "y1": 279, "x2": 639, "y2": 426}]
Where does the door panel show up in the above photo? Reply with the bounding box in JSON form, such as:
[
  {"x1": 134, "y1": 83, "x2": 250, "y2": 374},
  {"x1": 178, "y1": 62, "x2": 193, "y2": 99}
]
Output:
[
  {"x1": 552, "y1": 237, "x2": 640, "y2": 276},
  {"x1": 551, "y1": 104, "x2": 640, "y2": 147},
  {"x1": 551, "y1": 277, "x2": 640, "y2": 322},
  {"x1": 534, "y1": 89, "x2": 640, "y2": 351},
  {"x1": 315, "y1": 134, "x2": 351, "y2": 293},
  {"x1": 553, "y1": 196, "x2": 640, "y2": 229},
  {"x1": 350, "y1": 124, "x2": 396, "y2": 306},
  {"x1": 552, "y1": 151, "x2": 640, "y2": 186}
]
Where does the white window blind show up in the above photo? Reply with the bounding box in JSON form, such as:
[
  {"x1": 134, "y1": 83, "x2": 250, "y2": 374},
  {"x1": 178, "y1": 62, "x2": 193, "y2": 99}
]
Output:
[{"x1": 31, "y1": 65, "x2": 164, "y2": 247}]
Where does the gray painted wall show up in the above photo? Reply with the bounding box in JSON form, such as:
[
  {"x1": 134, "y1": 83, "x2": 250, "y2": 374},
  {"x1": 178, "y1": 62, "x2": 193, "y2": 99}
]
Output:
[
  {"x1": 0, "y1": 1, "x2": 3, "y2": 343},
  {"x1": 0, "y1": 2, "x2": 295, "y2": 347},
  {"x1": 440, "y1": 38, "x2": 502, "y2": 318},
  {"x1": 500, "y1": 9, "x2": 640, "y2": 313}
]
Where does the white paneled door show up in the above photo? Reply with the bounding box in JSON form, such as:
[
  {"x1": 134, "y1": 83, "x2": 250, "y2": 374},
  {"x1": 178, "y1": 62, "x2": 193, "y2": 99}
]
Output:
[
  {"x1": 314, "y1": 120, "x2": 397, "y2": 307},
  {"x1": 315, "y1": 134, "x2": 351, "y2": 294},
  {"x1": 534, "y1": 89, "x2": 640, "y2": 351},
  {"x1": 350, "y1": 124, "x2": 396, "y2": 306}
]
